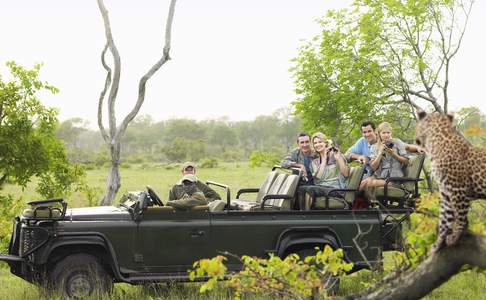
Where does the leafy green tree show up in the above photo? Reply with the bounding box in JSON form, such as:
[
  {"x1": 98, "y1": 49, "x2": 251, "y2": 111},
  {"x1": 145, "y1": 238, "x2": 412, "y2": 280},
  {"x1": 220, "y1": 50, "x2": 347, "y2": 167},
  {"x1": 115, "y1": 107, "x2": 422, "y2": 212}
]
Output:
[
  {"x1": 0, "y1": 62, "x2": 84, "y2": 197},
  {"x1": 292, "y1": 0, "x2": 473, "y2": 145}
]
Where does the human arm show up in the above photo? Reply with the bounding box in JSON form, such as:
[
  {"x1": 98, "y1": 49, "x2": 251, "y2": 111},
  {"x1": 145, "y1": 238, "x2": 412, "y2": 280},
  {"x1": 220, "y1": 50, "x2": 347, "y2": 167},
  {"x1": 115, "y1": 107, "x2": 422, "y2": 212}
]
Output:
[
  {"x1": 197, "y1": 181, "x2": 221, "y2": 201},
  {"x1": 166, "y1": 191, "x2": 207, "y2": 210},
  {"x1": 345, "y1": 139, "x2": 369, "y2": 163},
  {"x1": 370, "y1": 144, "x2": 384, "y2": 171},
  {"x1": 388, "y1": 139, "x2": 409, "y2": 165},
  {"x1": 335, "y1": 152, "x2": 350, "y2": 177},
  {"x1": 405, "y1": 143, "x2": 425, "y2": 154},
  {"x1": 281, "y1": 149, "x2": 309, "y2": 177}
]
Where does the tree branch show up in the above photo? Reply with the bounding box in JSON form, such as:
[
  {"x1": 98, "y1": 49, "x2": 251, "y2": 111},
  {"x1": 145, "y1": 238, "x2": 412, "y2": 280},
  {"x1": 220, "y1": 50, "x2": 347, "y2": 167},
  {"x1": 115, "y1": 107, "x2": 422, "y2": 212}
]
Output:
[
  {"x1": 97, "y1": 0, "x2": 121, "y2": 140},
  {"x1": 97, "y1": 42, "x2": 111, "y2": 143},
  {"x1": 346, "y1": 232, "x2": 486, "y2": 300},
  {"x1": 116, "y1": 0, "x2": 178, "y2": 140}
]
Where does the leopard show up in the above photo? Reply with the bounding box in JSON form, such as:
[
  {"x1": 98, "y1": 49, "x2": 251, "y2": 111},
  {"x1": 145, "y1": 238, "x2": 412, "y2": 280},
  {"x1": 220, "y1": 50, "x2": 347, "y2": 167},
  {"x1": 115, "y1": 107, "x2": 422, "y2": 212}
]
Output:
[{"x1": 415, "y1": 111, "x2": 486, "y2": 252}]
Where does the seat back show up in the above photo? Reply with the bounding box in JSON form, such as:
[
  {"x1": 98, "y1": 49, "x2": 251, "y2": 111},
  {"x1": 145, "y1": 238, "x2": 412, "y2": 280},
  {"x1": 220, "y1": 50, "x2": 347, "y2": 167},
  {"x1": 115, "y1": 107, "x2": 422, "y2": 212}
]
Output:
[
  {"x1": 255, "y1": 171, "x2": 279, "y2": 203},
  {"x1": 403, "y1": 154, "x2": 425, "y2": 192},
  {"x1": 267, "y1": 174, "x2": 299, "y2": 209},
  {"x1": 344, "y1": 166, "x2": 365, "y2": 204}
]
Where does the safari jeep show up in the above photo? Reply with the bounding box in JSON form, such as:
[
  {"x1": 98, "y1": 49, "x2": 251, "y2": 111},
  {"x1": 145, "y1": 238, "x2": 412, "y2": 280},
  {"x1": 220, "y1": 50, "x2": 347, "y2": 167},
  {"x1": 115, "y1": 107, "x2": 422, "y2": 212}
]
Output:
[{"x1": 0, "y1": 159, "x2": 424, "y2": 298}]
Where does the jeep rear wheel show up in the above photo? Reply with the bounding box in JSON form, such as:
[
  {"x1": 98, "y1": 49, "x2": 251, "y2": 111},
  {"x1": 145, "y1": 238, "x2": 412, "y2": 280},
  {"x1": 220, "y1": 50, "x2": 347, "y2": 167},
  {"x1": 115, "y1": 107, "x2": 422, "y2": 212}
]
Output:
[{"x1": 49, "y1": 253, "x2": 113, "y2": 298}]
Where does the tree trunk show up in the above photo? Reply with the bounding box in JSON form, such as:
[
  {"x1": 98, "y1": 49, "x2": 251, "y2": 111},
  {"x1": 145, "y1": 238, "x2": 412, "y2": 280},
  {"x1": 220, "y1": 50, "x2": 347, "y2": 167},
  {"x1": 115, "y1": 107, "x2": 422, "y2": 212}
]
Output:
[
  {"x1": 101, "y1": 142, "x2": 121, "y2": 205},
  {"x1": 96, "y1": 0, "x2": 178, "y2": 205},
  {"x1": 347, "y1": 232, "x2": 486, "y2": 300}
]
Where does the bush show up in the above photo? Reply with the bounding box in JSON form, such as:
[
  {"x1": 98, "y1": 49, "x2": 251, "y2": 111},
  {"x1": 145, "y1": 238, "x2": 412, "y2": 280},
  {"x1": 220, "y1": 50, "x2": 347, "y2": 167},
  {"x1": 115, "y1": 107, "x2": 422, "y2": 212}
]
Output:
[
  {"x1": 221, "y1": 150, "x2": 244, "y2": 162},
  {"x1": 190, "y1": 245, "x2": 353, "y2": 299},
  {"x1": 249, "y1": 151, "x2": 280, "y2": 168},
  {"x1": 0, "y1": 195, "x2": 23, "y2": 253},
  {"x1": 200, "y1": 158, "x2": 218, "y2": 169}
]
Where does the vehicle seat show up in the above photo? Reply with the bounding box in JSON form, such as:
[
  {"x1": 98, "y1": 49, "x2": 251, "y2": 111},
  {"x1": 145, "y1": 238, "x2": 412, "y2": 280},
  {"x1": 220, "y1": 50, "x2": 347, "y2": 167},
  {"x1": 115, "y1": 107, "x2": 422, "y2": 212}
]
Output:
[
  {"x1": 234, "y1": 173, "x2": 287, "y2": 210},
  {"x1": 208, "y1": 200, "x2": 226, "y2": 212},
  {"x1": 372, "y1": 154, "x2": 425, "y2": 208},
  {"x1": 313, "y1": 166, "x2": 365, "y2": 209},
  {"x1": 264, "y1": 174, "x2": 299, "y2": 210}
]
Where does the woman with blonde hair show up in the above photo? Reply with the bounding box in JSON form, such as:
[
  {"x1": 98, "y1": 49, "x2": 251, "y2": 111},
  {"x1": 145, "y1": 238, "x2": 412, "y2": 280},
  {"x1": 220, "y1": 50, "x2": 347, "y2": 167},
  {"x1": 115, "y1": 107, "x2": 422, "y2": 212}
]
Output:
[
  {"x1": 301, "y1": 132, "x2": 349, "y2": 209},
  {"x1": 360, "y1": 122, "x2": 409, "y2": 189}
]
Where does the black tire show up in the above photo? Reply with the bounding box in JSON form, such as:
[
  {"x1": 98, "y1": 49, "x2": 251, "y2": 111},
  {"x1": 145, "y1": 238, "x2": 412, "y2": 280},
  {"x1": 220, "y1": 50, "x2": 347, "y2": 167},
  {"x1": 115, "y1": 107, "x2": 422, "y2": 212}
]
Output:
[
  {"x1": 48, "y1": 253, "x2": 113, "y2": 298},
  {"x1": 295, "y1": 248, "x2": 340, "y2": 295}
]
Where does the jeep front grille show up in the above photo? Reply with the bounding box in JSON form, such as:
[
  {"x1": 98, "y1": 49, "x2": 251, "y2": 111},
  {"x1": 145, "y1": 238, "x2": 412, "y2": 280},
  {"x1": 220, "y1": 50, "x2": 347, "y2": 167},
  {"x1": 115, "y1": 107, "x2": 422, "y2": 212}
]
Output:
[{"x1": 19, "y1": 227, "x2": 49, "y2": 257}]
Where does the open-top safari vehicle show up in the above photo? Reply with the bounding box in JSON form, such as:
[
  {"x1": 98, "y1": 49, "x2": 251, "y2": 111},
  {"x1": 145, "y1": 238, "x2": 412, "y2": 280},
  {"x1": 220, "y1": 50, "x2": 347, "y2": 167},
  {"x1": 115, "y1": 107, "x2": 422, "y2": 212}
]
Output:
[{"x1": 0, "y1": 155, "x2": 424, "y2": 298}]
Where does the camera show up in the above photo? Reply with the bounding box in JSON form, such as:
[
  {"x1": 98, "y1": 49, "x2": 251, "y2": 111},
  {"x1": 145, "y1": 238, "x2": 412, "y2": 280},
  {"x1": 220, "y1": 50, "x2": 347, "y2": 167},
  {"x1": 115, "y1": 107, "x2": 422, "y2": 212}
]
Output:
[
  {"x1": 384, "y1": 141, "x2": 394, "y2": 149},
  {"x1": 326, "y1": 140, "x2": 338, "y2": 153}
]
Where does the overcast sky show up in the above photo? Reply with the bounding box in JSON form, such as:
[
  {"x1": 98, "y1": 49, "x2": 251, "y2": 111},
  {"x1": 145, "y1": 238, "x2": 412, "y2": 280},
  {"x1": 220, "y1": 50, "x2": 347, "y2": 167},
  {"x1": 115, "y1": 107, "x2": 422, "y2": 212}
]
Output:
[{"x1": 1, "y1": 0, "x2": 485, "y2": 127}]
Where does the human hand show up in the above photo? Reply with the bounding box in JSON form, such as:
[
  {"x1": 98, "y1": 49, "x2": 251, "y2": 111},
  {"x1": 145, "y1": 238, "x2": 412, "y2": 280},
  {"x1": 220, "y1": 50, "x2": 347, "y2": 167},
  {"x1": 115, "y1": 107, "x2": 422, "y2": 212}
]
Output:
[{"x1": 357, "y1": 155, "x2": 369, "y2": 164}]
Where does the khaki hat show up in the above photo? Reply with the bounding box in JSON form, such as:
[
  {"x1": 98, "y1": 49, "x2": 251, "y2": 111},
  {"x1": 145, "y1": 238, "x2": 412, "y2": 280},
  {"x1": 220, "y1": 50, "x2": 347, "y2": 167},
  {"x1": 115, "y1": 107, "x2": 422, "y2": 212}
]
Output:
[
  {"x1": 181, "y1": 174, "x2": 197, "y2": 183},
  {"x1": 181, "y1": 162, "x2": 196, "y2": 171}
]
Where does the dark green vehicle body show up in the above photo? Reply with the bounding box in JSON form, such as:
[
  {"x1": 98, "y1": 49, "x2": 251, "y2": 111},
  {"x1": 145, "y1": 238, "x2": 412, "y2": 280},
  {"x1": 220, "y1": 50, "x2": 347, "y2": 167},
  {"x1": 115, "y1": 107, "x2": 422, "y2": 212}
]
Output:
[{"x1": 1, "y1": 197, "x2": 403, "y2": 286}]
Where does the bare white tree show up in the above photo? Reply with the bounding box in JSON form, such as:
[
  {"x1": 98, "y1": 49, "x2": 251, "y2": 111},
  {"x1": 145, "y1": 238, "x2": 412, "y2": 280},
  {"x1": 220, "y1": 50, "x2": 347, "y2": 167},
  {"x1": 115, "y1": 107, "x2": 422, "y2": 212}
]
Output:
[{"x1": 97, "y1": 0, "x2": 178, "y2": 205}]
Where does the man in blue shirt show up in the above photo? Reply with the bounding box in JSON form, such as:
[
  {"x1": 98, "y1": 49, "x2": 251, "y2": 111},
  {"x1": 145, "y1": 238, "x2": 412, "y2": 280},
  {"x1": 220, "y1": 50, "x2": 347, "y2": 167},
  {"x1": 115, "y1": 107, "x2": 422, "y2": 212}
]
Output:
[
  {"x1": 346, "y1": 121, "x2": 424, "y2": 175},
  {"x1": 345, "y1": 121, "x2": 377, "y2": 165}
]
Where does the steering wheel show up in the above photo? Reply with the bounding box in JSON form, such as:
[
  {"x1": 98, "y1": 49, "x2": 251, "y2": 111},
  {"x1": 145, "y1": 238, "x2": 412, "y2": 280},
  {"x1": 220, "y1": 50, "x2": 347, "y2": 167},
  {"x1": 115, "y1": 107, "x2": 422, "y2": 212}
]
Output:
[{"x1": 146, "y1": 186, "x2": 164, "y2": 206}]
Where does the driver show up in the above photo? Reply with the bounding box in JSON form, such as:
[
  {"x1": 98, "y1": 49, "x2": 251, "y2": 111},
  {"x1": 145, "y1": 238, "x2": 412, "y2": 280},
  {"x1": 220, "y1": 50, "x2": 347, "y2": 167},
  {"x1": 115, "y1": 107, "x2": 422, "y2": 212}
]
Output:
[
  {"x1": 170, "y1": 162, "x2": 221, "y2": 202},
  {"x1": 167, "y1": 174, "x2": 208, "y2": 210}
]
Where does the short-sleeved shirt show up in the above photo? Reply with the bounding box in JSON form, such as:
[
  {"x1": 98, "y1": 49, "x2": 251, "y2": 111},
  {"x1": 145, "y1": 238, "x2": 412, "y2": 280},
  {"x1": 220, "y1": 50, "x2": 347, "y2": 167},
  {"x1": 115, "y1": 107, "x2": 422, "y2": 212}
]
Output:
[
  {"x1": 370, "y1": 138, "x2": 409, "y2": 179},
  {"x1": 345, "y1": 137, "x2": 372, "y2": 159},
  {"x1": 310, "y1": 153, "x2": 348, "y2": 189},
  {"x1": 281, "y1": 148, "x2": 317, "y2": 183},
  {"x1": 345, "y1": 137, "x2": 374, "y2": 176}
]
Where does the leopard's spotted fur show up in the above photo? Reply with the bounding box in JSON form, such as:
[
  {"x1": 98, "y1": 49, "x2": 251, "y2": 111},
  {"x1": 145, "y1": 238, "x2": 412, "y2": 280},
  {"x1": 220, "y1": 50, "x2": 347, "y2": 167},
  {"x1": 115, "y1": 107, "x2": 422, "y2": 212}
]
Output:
[{"x1": 415, "y1": 111, "x2": 486, "y2": 252}]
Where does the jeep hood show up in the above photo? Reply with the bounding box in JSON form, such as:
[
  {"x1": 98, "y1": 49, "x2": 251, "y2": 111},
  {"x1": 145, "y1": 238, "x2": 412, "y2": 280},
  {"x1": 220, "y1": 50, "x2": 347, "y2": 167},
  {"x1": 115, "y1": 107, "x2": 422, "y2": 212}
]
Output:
[{"x1": 66, "y1": 206, "x2": 131, "y2": 221}]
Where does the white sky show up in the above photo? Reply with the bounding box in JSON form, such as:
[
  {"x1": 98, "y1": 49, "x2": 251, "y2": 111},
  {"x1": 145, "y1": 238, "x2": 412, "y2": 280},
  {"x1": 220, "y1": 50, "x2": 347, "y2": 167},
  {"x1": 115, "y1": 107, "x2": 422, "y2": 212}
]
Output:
[{"x1": 1, "y1": 0, "x2": 485, "y2": 127}]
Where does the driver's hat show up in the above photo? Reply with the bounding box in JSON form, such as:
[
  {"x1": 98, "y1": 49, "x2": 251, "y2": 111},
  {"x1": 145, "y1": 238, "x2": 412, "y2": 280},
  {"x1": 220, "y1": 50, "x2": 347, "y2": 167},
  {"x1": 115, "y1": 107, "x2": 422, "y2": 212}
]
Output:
[
  {"x1": 181, "y1": 174, "x2": 197, "y2": 183},
  {"x1": 181, "y1": 162, "x2": 196, "y2": 171}
]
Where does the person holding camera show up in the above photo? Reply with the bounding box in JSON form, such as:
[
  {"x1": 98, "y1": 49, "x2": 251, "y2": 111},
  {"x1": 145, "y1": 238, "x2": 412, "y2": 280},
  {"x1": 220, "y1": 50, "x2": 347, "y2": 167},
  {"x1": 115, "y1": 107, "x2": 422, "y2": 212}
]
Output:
[
  {"x1": 300, "y1": 132, "x2": 349, "y2": 210},
  {"x1": 360, "y1": 122, "x2": 409, "y2": 189}
]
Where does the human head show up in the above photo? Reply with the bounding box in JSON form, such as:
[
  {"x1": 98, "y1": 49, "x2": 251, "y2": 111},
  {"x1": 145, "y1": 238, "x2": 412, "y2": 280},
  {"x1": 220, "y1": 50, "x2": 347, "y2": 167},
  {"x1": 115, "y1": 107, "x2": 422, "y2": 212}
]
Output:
[
  {"x1": 181, "y1": 162, "x2": 196, "y2": 175},
  {"x1": 377, "y1": 122, "x2": 393, "y2": 142},
  {"x1": 311, "y1": 132, "x2": 329, "y2": 153},
  {"x1": 360, "y1": 121, "x2": 377, "y2": 144},
  {"x1": 296, "y1": 132, "x2": 311, "y2": 154},
  {"x1": 181, "y1": 174, "x2": 197, "y2": 186}
]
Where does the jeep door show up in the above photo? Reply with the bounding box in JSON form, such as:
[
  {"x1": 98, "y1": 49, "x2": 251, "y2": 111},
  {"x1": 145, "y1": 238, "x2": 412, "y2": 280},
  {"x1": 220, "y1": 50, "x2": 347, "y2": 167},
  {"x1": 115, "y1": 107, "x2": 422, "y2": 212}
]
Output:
[{"x1": 135, "y1": 207, "x2": 211, "y2": 273}]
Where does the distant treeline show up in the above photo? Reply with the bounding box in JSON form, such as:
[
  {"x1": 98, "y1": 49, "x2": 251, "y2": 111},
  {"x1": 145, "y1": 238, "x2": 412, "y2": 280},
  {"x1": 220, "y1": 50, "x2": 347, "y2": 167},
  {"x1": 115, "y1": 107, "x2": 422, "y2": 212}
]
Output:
[{"x1": 56, "y1": 108, "x2": 301, "y2": 166}]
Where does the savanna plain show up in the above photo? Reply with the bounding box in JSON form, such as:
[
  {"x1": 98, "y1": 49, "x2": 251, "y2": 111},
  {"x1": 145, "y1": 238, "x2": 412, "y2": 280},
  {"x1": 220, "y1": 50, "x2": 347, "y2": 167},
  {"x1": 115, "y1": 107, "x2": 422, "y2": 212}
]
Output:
[{"x1": 1, "y1": 163, "x2": 485, "y2": 299}]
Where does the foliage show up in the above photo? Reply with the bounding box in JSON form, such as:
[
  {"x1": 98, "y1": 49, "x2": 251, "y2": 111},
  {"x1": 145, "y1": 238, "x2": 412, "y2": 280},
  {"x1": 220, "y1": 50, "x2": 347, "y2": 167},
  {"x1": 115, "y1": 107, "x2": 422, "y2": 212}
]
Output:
[
  {"x1": 0, "y1": 194, "x2": 22, "y2": 254},
  {"x1": 0, "y1": 62, "x2": 85, "y2": 197},
  {"x1": 291, "y1": 0, "x2": 472, "y2": 146},
  {"x1": 249, "y1": 150, "x2": 280, "y2": 168},
  {"x1": 200, "y1": 157, "x2": 218, "y2": 169},
  {"x1": 189, "y1": 246, "x2": 353, "y2": 299},
  {"x1": 57, "y1": 110, "x2": 301, "y2": 165}
]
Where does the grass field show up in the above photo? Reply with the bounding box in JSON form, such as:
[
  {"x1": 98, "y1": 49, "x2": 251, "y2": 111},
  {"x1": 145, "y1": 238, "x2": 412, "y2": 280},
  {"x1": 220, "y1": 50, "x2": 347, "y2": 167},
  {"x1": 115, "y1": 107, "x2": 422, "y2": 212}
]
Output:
[{"x1": 1, "y1": 162, "x2": 485, "y2": 299}]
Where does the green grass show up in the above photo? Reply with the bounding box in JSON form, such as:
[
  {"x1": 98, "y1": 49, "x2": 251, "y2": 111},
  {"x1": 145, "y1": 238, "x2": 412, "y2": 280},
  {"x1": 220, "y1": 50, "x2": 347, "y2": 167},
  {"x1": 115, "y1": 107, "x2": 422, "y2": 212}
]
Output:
[
  {"x1": 1, "y1": 162, "x2": 485, "y2": 299},
  {"x1": 2, "y1": 162, "x2": 270, "y2": 207}
]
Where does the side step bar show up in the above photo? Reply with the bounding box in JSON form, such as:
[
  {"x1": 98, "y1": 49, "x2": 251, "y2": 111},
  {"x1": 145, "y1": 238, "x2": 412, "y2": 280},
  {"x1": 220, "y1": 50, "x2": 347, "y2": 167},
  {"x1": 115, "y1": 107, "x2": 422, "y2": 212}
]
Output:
[{"x1": 0, "y1": 254, "x2": 25, "y2": 262}]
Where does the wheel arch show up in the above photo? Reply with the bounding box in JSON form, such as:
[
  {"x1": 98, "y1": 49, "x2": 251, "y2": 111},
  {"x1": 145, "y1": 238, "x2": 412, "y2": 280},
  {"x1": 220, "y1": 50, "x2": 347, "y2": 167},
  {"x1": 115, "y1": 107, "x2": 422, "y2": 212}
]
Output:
[
  {"x1": 39, "y1": 234, "x2": 125, "y2": 282},
  {"x1": 276, "y1": 227, "x2": 341, "y2": 258}
]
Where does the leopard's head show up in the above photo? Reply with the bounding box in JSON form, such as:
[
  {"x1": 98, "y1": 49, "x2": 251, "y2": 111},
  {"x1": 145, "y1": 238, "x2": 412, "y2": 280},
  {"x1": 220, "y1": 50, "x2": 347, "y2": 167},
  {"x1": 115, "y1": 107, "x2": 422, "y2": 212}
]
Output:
[{"x1": 415, "y1": 111, "x2": 454, "y2": 151}]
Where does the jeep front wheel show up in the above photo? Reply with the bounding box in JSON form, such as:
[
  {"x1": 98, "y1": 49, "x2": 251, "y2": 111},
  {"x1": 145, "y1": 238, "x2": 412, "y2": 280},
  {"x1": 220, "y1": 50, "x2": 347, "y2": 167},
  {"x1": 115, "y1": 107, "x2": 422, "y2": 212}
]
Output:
[{"x1": 49, "y1": 253, "x2": 113, "y2": 298}]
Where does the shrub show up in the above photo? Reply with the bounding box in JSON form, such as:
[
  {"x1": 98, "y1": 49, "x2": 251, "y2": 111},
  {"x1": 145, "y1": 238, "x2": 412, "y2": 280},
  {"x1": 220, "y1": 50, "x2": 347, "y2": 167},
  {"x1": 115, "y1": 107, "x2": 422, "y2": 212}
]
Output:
[
  {"x1": 190, "y1": 246, "x2": 353, "y2": 299},
  {"x1": 0, "y1": 195, "x2": 23, "y2": 253},
  {"x1": 200, "y1": 158, "x2": 218, "y2": 169},
  {"x1": 221, "y1": 150, "x2": 243, "y2": 162},
  {"x1": 249, "y1": 151, "x2": 280, "y2": 168}
]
